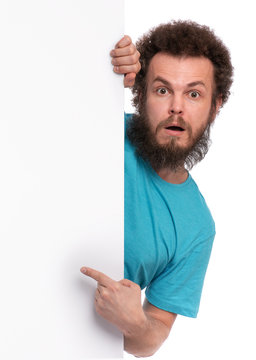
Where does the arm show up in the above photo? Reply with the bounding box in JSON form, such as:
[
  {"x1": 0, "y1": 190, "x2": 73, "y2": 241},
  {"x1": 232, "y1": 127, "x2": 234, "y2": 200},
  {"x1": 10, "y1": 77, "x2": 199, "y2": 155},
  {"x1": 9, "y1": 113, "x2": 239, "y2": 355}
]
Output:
[
  {"x1": 110, "y1": 35, "x2": 141, "y2": 87},
  {"x1": 124, "y1": 299, "x2": 177, "y2": 357},
  {"x1": 80, "y1": 267, "x2": 177, "y2": 358}
]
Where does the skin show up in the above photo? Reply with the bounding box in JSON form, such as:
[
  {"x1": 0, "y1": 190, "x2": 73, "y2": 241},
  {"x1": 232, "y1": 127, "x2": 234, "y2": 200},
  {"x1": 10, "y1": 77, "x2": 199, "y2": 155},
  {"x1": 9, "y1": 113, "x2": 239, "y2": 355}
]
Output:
[
  {"x1": 145, "y1": 52, "x2": 222, "y2": 183},
  {"x1": 80, "y1": 266, "x2": 176, "y2": 357},
  {"x1": 110, "y1": 35, "x2": 141, "y2": 87},
  {"x1": 80, "y1": 38, "x2": 222, "y2": 357}
]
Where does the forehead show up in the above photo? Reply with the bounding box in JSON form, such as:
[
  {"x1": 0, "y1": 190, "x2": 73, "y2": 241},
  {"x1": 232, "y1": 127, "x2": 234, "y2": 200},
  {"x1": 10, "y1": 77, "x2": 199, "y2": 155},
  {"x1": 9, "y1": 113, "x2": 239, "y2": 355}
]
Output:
[{"x1": 147, "y1": 52, "x2": 214, "y2": 89}]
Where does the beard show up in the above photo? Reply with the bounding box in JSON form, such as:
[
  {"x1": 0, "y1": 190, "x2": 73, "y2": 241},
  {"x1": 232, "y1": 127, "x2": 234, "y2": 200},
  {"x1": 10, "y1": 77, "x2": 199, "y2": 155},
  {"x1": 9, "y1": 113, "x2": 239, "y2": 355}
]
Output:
[{"x1": 126, "y1": 108, "x2": 214, "y2": 172}]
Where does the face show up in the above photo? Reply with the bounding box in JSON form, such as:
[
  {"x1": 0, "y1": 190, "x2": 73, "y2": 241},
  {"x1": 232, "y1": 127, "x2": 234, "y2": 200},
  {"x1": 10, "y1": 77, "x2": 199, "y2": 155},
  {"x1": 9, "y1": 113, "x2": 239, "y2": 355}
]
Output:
[
  {"x1": 127, "y1": 52, "x2": 222, "y2": 171},
  {"x1": 145, "y1": 53, "x2": 220, "y2": 148}
]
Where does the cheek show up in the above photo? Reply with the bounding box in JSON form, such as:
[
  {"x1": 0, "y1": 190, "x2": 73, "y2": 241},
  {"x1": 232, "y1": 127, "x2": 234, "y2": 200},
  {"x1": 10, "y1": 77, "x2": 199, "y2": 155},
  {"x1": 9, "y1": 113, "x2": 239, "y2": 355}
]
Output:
[
  {"x1": 188, "y1": 105, "x2": 211, "y2": 128},
  {"x1": 146, "y1": 97, "x2": 167, "y2": 118}
]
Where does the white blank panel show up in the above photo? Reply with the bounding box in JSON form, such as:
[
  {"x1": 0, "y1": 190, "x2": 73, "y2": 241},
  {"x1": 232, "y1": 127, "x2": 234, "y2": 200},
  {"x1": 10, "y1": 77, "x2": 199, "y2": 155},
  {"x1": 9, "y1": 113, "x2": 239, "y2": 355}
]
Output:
[{"x1": 0, "y1": 0, "x2": 124, "y2": 358}]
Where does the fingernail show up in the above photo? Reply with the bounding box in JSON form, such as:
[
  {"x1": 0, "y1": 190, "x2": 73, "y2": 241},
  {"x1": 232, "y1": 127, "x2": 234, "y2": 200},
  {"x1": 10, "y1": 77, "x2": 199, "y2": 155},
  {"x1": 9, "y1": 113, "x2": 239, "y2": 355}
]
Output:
[
  {"x1": 80, "y1": 267, "x2": 87, "y2": 274},
  {"x1": 110, "y1": 50, "x2": 115, "y2": 56}
]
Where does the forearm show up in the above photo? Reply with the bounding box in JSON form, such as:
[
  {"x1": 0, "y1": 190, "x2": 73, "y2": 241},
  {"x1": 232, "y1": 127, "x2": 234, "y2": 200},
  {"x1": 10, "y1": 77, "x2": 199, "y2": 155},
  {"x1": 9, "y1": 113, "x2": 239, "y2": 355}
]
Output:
[{"x1": 124, "y1": 312, "x2": 170, "y2": 358}]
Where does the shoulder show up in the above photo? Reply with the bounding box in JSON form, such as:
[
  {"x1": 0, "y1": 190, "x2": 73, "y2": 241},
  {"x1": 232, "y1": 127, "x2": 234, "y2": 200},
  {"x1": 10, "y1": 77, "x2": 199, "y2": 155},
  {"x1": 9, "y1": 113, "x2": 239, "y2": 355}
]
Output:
[
  {"x1": 125, "y1": 112, "x2": 134, "y2": 123},
  {"x1": 124, "y1": 112, "x2": 134, "y2": 133},
  {"x1": 189, "y1": 177, "x2": 216, "y2": 235},
  {"x1": 124, "y1": 113, "x2": 136, "y2": 155}
]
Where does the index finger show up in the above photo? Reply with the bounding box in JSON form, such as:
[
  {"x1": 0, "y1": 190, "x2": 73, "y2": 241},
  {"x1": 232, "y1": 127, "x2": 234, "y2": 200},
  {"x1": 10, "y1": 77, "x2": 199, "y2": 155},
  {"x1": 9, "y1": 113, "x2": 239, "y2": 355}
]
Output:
[{"x1": 80, "y1": 267, "x2": 115, "y2": 287}]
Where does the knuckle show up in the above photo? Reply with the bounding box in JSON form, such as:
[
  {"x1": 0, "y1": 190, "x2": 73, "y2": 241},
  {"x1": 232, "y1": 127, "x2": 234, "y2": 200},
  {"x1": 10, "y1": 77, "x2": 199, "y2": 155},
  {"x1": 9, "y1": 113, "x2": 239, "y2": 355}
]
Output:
[
  {"x1": 131, "y1": 53, "x2": 139, "y2": 64},
  {"x1": 124, "y1": 35, "x2": 132, "y2": 42},
  {"x1": 128, "y1": 46, "x2": 135, "y2": 55},
  {"x1": 136, "y1": 62, "x2": 141, "y2": 72},
  {"x1": 130, "y1": 43, "x2": 136, "y2": 52},
  {"x1": 133, "y1": 282, "x2": 141, "y2": 290},
  {"x1": 101, "y1": 289, "x2": 109, "y2": 300},
  {"x1": 114, "y1": 283, "x2": 120, "y2": 292},
  {"x1": 111, "y1": 283, "x2": 120, "y2": 292}
]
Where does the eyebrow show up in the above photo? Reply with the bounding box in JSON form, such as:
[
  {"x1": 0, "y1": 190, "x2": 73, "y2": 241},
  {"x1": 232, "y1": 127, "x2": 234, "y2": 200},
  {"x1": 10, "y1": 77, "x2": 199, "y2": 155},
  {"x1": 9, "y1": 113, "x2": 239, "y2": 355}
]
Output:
[{"x1": 152, "y1": 76, "x2": 206, "y2": 89}]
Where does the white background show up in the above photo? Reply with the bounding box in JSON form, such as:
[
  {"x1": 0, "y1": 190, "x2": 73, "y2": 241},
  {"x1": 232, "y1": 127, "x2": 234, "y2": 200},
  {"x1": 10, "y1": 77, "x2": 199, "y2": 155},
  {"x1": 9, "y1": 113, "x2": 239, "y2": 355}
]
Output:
[
  {"x1": 124, "y1": 0, "x2": 256, "y2": 359},
  {"x1": 0, "y1": 1, "x2": 255, "y2": 359},
  {"x1": 0, "y1": 0, "x2": 124, "y2": 358}
]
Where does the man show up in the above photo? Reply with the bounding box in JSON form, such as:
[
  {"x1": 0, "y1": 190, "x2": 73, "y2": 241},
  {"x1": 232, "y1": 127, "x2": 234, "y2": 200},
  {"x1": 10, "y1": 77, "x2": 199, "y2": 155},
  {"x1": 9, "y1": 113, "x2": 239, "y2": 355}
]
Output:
[{"x1": 81, "y1": 21, "x2": 233, "y2": 357}]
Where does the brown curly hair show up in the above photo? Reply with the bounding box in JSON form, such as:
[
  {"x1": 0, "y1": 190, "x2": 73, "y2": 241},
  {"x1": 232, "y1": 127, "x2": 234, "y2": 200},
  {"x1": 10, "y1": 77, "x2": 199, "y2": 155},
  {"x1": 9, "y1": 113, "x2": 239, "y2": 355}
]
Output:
[{"x1": 132, "y1": 20, "x2": 233, "y2": 111}]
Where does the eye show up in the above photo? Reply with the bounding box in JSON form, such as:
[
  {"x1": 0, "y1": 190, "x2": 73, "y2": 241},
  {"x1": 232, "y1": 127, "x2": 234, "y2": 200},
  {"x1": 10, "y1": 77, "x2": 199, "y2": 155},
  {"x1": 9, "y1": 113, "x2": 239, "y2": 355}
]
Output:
[
  {"x1": 189, "y1": 90, "x2": 200, "y2": 99},
  {"x1": 156, "y1": 87, "x2": 168, "y2": 95}
]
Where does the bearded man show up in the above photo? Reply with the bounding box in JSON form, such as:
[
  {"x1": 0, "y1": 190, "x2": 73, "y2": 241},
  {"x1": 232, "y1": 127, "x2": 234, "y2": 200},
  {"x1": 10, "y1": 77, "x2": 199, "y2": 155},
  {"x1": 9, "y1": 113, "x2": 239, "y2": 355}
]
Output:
[{"x1": 81, "y1": 20, "x2": 233, "y2": 357}]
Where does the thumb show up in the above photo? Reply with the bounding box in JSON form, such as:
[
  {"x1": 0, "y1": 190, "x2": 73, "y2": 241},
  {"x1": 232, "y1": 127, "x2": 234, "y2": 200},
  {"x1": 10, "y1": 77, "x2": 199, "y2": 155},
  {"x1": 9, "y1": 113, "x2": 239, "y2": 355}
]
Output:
[{"x1": 124, "y1": 73, "x2": 136, "y2": 88}]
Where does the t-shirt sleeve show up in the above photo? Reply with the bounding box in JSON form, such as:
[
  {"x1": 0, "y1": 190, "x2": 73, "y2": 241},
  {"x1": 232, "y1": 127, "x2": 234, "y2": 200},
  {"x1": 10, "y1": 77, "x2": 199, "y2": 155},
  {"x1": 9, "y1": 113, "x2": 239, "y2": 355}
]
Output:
[{"x1": 145, "y1": 234, "x2": 215, "y2": 318}]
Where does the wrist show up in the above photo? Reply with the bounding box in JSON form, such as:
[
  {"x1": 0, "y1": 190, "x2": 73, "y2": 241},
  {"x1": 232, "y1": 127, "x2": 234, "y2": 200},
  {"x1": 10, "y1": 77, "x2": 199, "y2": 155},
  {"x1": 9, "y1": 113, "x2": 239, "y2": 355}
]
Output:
[{"x1": 122, "y1": 310, "x2": 148, "y2": 338}]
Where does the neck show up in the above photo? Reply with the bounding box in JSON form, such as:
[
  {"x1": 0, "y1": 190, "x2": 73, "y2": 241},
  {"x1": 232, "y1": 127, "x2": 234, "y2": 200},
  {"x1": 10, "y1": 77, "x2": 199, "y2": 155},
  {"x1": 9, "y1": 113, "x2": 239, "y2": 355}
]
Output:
[{"x1": 156, "y1": 166, "x2": 188, "y2": 184}]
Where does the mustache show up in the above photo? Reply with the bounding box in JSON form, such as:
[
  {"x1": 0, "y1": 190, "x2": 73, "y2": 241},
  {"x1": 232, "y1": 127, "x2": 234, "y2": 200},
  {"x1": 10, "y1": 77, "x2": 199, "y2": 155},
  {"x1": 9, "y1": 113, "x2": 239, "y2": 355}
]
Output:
[{"x1": 155, "y1": 116, "x2": 191, "y2": 133}]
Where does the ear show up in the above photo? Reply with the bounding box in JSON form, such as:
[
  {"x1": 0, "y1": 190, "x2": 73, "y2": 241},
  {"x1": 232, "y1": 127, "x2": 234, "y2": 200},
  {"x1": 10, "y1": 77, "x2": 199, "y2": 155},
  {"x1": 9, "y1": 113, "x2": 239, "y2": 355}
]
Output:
[
  {"x1": 215, "y1": 95, "x2": 223, "y2": 114},
  {"x1": 210, "y1": 95, "x2": 223, "y2": 123}
]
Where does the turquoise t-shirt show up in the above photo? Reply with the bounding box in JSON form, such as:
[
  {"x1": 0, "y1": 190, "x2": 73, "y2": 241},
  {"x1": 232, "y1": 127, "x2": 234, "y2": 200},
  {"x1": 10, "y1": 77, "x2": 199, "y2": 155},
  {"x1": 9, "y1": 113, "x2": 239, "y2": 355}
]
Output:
[{"x1": 124, "y1": 113, "x2": 215, "y2": 318}]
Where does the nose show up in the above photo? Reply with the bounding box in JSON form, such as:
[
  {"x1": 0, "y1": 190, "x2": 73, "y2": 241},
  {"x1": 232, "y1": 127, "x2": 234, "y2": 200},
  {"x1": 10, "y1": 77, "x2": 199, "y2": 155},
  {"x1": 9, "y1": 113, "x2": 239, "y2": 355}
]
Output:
[{"x1": 169, "y1": 94, "x2": 183, "y2": 115}]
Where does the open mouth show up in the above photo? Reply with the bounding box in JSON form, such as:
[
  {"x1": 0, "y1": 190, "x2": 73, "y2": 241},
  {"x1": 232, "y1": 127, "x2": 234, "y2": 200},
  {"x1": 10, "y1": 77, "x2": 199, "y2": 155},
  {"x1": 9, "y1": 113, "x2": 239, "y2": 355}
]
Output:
[{"x1": 165, "y1": 126, "x2": 185, "y2": 132}]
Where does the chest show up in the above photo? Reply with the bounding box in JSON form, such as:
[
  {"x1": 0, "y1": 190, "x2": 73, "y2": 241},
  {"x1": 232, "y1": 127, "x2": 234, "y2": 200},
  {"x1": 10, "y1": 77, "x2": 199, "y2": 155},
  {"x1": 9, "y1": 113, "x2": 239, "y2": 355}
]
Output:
[{"x1": 124, "y1": 180, "x2": 178, "y2": 288}]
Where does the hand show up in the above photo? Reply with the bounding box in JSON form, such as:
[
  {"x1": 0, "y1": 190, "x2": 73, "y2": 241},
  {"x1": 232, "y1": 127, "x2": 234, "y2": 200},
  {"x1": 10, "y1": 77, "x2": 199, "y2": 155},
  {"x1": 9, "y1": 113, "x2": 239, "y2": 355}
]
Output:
[
  {"x1": 80, "y1": 267, "x2": 146, "y2": 336},
  {"x1": 110, "y1": 35, "x2": 141, "y2": 88}
]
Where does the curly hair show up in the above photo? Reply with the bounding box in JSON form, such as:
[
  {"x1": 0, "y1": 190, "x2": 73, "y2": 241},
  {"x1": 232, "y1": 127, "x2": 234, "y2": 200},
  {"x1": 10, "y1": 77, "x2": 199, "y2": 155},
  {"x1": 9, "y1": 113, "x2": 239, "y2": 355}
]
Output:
[{"x1": 132, "y1": 20, "x2": 233, "y2": 111}]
